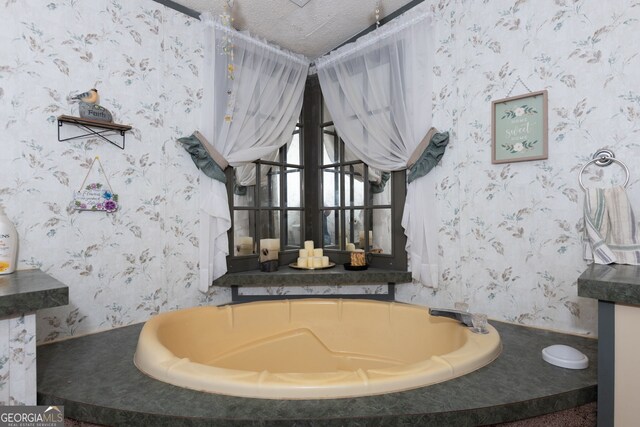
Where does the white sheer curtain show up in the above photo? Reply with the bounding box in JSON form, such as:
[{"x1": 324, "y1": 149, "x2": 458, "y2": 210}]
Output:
[
  {"x1": 198, "y1": 14, "x2": 309, "y2": 292},
  {"x1": 316, "y1": 3, "x2": 439, "y2": 287}
]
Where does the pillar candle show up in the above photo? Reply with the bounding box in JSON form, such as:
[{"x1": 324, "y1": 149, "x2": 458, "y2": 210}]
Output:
[
  {"x1": 321, "y1": 256, "x2": 329, "y2": 267},
  {"x1": 350, "y1": 250, "x2": 366, "y2": 266},
  {"x1": 312, "y1": 257, "x2": 323, "y2": 268},
  {"x1": 346, "y1": 243, "x2": 355, "y2": 252},
  {"x1": 298, "y1": 249, "x2": 307, "y2": 258},
  {"x1": 297, "y1": 257, "x2": 308, "y2": 268},
  {"x1": 313, "y1": 248, "x2": 323, "y2": 257},
  {"x1": 260, "y1": 238, "x2": 280, "y2": 262},
  {"x1": 237, "y1": 236, "x2": 253, "y2": 255},
  {"x1": 304, "y1": 240, "x2": 314, "y2": 251},
  {"x1": 239, "y1": 236, "x2": 253, "y2": 245}
]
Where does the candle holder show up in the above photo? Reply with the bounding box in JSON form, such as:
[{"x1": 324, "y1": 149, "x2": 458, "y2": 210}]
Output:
[{"x1": 260, "y1": 259, "x2": 279, "y2": 272}]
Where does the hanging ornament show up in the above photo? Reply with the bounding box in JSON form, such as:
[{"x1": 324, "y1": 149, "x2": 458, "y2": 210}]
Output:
[
  {"x1": 219, "y1": 0, "x2": 235, "y2": 81},
  {"x1": 218, "y1": 0, "x2": 235, "y2": 123}
]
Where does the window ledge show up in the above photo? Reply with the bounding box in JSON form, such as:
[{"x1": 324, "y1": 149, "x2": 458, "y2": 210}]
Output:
[{"x1": 212, "y1": 266, "x2": 411, "y2": 287}]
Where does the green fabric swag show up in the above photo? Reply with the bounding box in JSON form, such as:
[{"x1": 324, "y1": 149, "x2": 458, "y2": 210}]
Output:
[
  {"x1": 178, "y1": 133, "x2": 227, "y2": 184},
  {"x1": 233, "y1": 182, "x2": 247, "y2": 196},
  {"x1": 370, "y1": 171, "x2": 391, "y2": 194},
  {"x1": 407, "y1": 131, "x2": 450, "y2": 184}
]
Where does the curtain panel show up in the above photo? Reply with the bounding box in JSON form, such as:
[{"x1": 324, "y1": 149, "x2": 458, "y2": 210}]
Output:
[
  {"x1": 315, "y1": 3, "x2": 442, "y2": 287},
  {"x1": 198, "y1": 14, "x2": 309, "y2": 292}
]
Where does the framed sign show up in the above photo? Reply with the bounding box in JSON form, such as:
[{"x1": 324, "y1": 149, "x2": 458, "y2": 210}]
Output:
[{"x1": 491, "y1": 90, "x2": 548, "y2": 164}]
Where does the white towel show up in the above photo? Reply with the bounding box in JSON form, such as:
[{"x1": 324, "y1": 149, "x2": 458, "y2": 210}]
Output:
[{"x1": 583, "y1": 186, "x2": 640, "y2": 265}]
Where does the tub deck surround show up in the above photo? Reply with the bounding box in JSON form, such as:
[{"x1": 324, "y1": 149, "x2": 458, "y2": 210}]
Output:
[
  {"x1": 212, "y1": 267, "x2": 412, "y2": 302},
  {"x1": 0, "y1": 269, "x2": 68, "y2": 405},
  {"x1": 578, "y1": 263, "x2": 640, "y2": 427},
  {"x1": 38, "y1": 319, "x2": 596, "y2": 426},
  {"x1": 134, "y1": 300, "x2": 502, "y2": 399},
  {"x1": 577, "y1": 263, "x2": 640, "y2": 305},
  {"x1": 0, "y1": 269, "x2": 69, "y2": 317}
]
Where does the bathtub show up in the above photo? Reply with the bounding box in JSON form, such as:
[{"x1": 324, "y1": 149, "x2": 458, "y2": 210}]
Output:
[{"x1": 134, "y1": 299, "x2": 501, "y2": 399}]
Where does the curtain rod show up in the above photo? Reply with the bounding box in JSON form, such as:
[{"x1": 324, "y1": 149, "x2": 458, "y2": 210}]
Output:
[
  {"x1": 202, "y1": 15, "x2": 310, "y2": 65},
  {"x1": 329, "y1": 0, "x2": 425, "y2": 54},
  {"x1": 314, "y1": 5, "x2": 429, "y2": 69},
  {"x1": 152, "y1": 0, "x2": 200, "y2": 19},
  {"x1": 308, "y1": 0, "x2": 425, "y2": 73},
  {"x1": 151, "y1": 0, "x2": 426, "y2": 72}
]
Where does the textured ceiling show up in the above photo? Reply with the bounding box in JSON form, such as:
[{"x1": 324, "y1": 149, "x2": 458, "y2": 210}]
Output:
[{"x1": 173, "y1": 0, "x2": 416, "y2": 59}]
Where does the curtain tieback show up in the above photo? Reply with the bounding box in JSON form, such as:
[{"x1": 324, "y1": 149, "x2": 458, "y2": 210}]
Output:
[
  {"x1": 193, "y1": 131, "x2": 229, "y2": 171},
  {"x1": 406, "y1": 128, "x2": 450, "y2": 184},
  {"x1": 178, "y1": 131, "x2": 229, "y2": 184}
]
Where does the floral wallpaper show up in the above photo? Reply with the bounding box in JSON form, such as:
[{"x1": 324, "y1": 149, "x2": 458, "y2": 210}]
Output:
[
  {"x1": 396, "y1": 0, "x2": 640, "y2": 335},
  {"x1": 0, "y1": 315, "x2": 36, "y2": 405},
  {"x1": 2, "y1": 0, "x2": 638, "y2": 344},
  {"x1": 0, "y1": 0, "x2": 229, "y2": 344}
]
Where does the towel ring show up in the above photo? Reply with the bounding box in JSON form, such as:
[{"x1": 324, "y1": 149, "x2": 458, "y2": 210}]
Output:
[{"x1": 578, "y1": 149, "x2": 630, "y2": 191}]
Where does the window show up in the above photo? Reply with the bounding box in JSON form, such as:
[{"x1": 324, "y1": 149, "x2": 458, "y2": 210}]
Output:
[
  {"x1": 226, "y1": 125, "x2": 303, "y2": 272},
  {"x1": 226, "y1": 77, "x2": 406, "y2": 271},
  {"x1": 319, "y1": 97, "x2": 406, "y2": 270}
]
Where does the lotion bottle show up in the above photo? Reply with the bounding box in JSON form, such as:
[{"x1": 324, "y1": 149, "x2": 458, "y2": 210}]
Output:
[{"x1": 0, "y1": 208, "x2": 18, "y2": 274}]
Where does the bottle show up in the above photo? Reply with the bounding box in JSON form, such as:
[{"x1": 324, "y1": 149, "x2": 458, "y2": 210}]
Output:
[{"x1": 0, "y1": 209, "x2": 18, "y2": 274}]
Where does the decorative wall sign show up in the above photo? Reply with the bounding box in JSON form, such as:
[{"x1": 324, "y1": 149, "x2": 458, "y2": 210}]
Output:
[
  {"x1": 73, "y1": 183, "x2": 118, "y2": 212},
  {"x1": 491, "y1": 90, "x2": 548, "y2": 164},
  {"x1": 73, "y1": 157, "x2": 119, "y2": 212}
]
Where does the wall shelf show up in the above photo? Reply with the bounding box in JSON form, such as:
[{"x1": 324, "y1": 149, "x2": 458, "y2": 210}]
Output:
[{"x1": 57, "y1": 115, "x2": 132, "y2": 150}]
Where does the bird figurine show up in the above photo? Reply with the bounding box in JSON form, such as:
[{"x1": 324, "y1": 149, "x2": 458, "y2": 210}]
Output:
[
  {"x1": 71, "y1": 88, "x2": 99, "y2": 105},
  {"x1": 67, "y1": 88, "x2": 113, "y2": 122}
]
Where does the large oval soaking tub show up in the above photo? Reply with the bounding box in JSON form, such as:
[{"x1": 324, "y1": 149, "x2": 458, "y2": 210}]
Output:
[{"x1": 134, "y1": 299, "x2": 501, "y2": 399}]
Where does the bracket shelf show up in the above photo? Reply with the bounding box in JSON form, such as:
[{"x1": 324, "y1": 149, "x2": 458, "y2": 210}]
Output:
[{"x1": 57, "y1": 115, "x2": 132, "y2": 150}]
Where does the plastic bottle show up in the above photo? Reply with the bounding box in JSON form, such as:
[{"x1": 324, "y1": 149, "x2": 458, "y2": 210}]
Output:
[{"x1": 0, "y1": 208, "x2": 18, "y2": 274}]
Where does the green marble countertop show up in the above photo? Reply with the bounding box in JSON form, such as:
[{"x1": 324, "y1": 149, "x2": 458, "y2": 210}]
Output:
[
  {"x1": 37, "y1": 316, "x2": 596, "y2": 426},
  {"x1": 213, "y1": 266, "x2": 412, "y2": 287},
  {"x1": 0, "y1": 269, "x2": 69, "y2": 317},
  {"x1": 577, "y1": 263, "x2": 640, "y2": 305}
]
